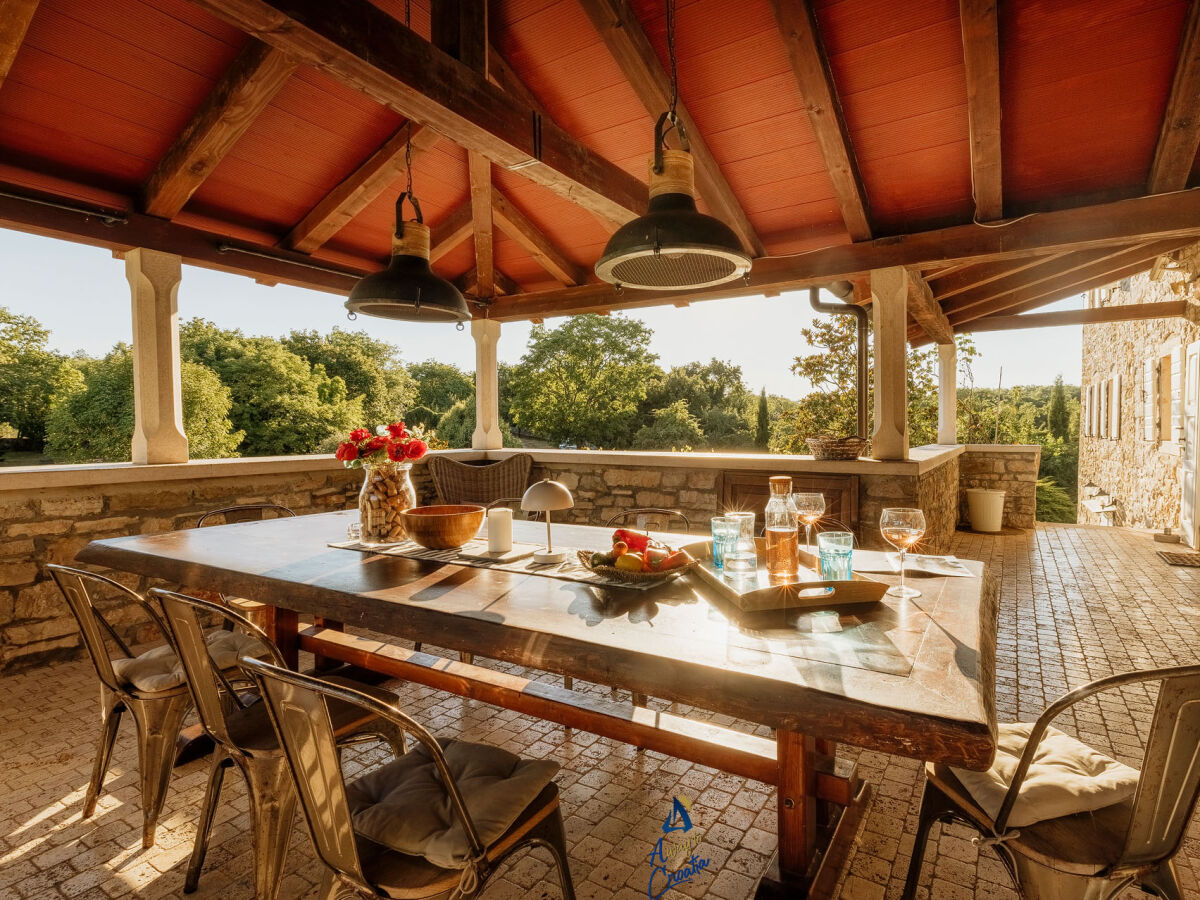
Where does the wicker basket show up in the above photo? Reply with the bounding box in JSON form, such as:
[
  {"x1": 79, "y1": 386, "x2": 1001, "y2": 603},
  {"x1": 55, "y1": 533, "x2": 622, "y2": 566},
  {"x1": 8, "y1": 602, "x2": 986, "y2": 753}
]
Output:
[
  {"x1": 806, "y1": 434, "x2": 870, "y2": 460},
  {"x1": 575, "y1": 550, "x2": 699, "y2": 584}
]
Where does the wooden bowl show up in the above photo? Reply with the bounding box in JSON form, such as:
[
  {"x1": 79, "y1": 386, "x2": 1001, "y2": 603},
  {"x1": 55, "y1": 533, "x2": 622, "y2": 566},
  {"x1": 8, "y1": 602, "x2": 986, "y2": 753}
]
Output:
[{"x1": 398, "y1": 504, "x2": 485, "y2": 550}]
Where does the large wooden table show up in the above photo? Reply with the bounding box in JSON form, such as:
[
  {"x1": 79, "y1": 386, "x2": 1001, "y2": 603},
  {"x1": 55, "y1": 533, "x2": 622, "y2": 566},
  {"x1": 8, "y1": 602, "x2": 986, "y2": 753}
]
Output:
[{"x1": 79, "y1": 511, "x2": 997, "y2": 898}]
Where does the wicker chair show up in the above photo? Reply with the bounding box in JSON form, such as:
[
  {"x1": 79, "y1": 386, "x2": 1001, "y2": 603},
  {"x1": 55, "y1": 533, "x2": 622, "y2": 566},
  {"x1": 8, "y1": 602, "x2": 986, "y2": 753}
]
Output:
[{"x1": 427, "y1": 454, "x2": 533, "y2": 506}]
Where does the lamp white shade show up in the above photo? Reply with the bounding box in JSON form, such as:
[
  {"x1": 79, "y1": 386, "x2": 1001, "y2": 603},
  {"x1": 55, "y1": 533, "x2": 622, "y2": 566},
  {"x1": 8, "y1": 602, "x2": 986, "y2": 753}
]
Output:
[{"x1": 521, "y1": 479, "x2": 574, "y2": 512}]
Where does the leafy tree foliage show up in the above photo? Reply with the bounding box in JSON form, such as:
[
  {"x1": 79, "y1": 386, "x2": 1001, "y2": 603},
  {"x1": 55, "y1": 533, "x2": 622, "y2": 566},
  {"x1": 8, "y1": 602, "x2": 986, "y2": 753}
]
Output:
[
  {"x1": 284, "y1": 328, "x2": 416, "y2": 426},
  {"x1": 1048, "y1": 374, "x2": 1070, "y2": 440},
  {"x1": 45, "y1": 345, "x2": 242, "y2": 462},
  {"x1": 508, "y1": 315, "x2": 659, "y2": 447},
  {"x1": 0, "y1": 307, "x2": 72, "y2": 446},
  {"x1": 632, "y1": 399, "x2": 704, "y2": 450},
  {"x1": 755, "y1": 388, "x2": 770, "y2": 449},
  {"x1": 434, "y1": 398, "x2": 519, "y2": 449},
  {"x1": 407, "y1": 360, "x2": 475, "y2": 425}
]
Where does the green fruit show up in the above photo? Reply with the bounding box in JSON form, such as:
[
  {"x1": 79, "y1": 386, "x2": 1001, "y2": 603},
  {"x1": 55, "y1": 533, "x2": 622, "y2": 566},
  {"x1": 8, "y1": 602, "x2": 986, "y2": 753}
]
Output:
[{"x1": 591, "y1": 551, "x2": 615, "y2": 567}]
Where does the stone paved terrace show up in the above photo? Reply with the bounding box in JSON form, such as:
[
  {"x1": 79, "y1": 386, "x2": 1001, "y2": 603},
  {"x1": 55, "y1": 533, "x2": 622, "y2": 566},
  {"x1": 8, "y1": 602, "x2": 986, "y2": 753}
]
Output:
[{"x1": 2, "y1": 523, "x2": 1199, "y2": 900}]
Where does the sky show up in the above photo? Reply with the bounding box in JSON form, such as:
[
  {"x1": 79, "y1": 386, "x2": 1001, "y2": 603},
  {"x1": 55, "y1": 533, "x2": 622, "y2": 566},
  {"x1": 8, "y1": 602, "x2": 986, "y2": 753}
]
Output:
[{"x1": 0, "y1": 228, "x2": 1082, "y2": 396}]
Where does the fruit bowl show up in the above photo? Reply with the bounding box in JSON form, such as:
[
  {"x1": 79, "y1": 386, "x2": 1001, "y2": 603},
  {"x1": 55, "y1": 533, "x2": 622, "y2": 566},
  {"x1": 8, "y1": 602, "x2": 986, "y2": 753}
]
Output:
[
  {"x1": 397, "y1": 504, "x2": 485, "y2": 550},
  {"x1": 576, "y1": 550, "x2": 699, "y2": 584}
]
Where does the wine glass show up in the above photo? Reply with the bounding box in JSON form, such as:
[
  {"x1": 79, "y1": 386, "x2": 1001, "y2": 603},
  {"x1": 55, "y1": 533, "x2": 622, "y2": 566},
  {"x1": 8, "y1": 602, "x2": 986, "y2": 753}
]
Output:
[
  {"x1": 791, "y1": 492, "x2": 825, "y2": 553},
  {"x1": 880, "y1": 507, "x2": 926, "y2": 599}
]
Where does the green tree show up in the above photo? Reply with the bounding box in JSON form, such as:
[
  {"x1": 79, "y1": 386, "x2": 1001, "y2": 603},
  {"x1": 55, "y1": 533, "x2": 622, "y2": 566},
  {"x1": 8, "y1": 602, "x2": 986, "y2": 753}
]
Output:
[
  {"x1": 45, "y1": 345, "x2": 242, "y2": 462},
  {"x1": 632, "y1": 399, "x2": 703, "y2": 450},
  {"x1": 0, "y1": 306, "x2": 71, "y2": 446},
  {"x1": 284, "y1": 328, "x2": 416, "y2": 426},
  {"x1": 755, "y1": 388, "x2": 770, "y2": 449},
  {"x1": 507, "y1": 315, "x2": 659, "y2": 447},
  {"x1": 408, "y1": 360, "x2": 475, "y2": 428},
  {"x1": 434, "y1": 399, "x2": 519, "y2": 449},
  {"x1": 1048, "y1": 374, "x2": 1070, "y2": 440},
  {"x1": 1036, "y1": 476, "x2": 1075, "y2": 523},
  {"x1": 180, "y1": 319, "x2": 362, "y2": 455}
]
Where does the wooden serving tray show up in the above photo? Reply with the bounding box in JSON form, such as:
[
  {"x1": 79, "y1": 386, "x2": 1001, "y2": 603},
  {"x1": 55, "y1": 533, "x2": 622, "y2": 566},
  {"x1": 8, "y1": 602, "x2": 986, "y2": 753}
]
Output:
[{"x1": 681, "y1": 538, "x2": 888, "y2": 613}]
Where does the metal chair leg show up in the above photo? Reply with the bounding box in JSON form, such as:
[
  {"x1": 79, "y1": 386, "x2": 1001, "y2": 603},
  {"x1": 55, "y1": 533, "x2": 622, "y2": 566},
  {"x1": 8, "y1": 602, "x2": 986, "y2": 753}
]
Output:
[
  {"x1": 563, "y1": 676, "x2": 574, "y2": 691},
  {"x1": 1141, "y1": 861, "x2": 1183, "y2": 900},
  {"x1": 540, "y1": 804, "x2": 577, "y2": 900},
  {"x1": 240, "y1": 756, "x2": 299, "y2": 900},
  {"x1": 900, "y1": 778, "x2": 956, "y2": 900},
  {"x1": 127, "y1": 691, "x2": 192, "y2": 848},
  {"x1": 83, "y1": 690, "x2": 123, "y2": 820},
  {"x1": 318, "y1": 870, "x2": 355, "y2": 899},
  {"x1": 186, "y1": 755, "x2": 231, "y2": 893}
]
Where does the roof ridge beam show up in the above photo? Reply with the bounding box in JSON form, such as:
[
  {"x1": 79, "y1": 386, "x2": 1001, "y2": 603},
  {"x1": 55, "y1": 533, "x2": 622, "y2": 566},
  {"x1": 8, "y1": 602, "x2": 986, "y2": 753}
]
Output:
[
  {"x1": 769, "y1": 0, "x2": 872, "y2": 241},
  {"x1": 959, "y1": 0, "x2": 1003, "y2": 221},
  {"x1": 578, "y1": 0, "x2": 764, "y2": 256},
  {"x1": 1148, "y1": 0, "x2": 1200, "y2": 193},
  {"x1": 143, "y1": 39, "x2": 297, "y2": 218}
]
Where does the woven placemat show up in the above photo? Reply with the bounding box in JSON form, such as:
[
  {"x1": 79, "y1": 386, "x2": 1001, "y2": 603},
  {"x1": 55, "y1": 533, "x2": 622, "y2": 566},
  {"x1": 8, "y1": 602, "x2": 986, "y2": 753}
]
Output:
[{"x1": 1156, "y1": 550, "x2": 1200, "y2": 567}]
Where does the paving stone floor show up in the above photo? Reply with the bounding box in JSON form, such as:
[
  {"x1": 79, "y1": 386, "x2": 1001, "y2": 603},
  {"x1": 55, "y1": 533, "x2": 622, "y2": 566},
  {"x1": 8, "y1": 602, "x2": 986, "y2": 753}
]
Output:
[{"x1": 3, "y1": 523, "x2": 1200, "y2": 899}]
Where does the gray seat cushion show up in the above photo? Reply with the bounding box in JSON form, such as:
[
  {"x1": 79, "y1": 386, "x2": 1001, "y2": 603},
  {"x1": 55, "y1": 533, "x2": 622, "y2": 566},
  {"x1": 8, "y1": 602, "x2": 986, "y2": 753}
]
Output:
[
  {"x1": 345, "y1": 738, "x2": 559, "y2": 869},
  {"x1": 112, "y1": 630, "x2": 268, "y2": 693}
]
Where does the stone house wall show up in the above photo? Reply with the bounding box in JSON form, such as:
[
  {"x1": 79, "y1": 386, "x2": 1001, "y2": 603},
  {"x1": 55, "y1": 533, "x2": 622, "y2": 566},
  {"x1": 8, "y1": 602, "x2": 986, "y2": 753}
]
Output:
[
  {"x1": 1078, "y1": 250, "x2": 1200, "y2": 534},
  {"x1": 958, "y1": 445, "x2": 1041, "y2": 529}
]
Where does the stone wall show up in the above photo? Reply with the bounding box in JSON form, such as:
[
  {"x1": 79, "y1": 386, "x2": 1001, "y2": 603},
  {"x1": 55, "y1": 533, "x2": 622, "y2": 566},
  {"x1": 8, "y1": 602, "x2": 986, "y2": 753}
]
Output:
[
  {"x1": 918, "y1": 454, "x2": 961, "y2": 550},
  {"x1": 958, "y1": 445, "x2": 1041, "y2": 529},
  {"x1": 1078, "y1": 249, "x2": 1200, "y2": 533}
]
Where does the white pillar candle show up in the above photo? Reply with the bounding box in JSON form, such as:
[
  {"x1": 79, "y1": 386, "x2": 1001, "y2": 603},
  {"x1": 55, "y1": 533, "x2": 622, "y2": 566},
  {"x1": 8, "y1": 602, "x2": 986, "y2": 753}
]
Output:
[{"x1": 487, "y1": 507, "x2": 513, "y2": 553}]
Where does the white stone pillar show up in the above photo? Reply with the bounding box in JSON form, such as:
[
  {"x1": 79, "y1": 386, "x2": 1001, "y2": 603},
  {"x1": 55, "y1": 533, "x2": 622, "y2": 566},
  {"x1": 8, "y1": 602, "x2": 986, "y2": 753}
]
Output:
[
  {"x1": 126, "y1": 248, "x2": 188, "y2": 464},
  {"x1": 938, "y1": 342, "x2": 958, "y2": 444},
  {"x1": 870, "y1": 267, "x2": 909, "y2": 460},
  {"x1": 471, "y1": 318, "x2": 502, "y2": 450}
]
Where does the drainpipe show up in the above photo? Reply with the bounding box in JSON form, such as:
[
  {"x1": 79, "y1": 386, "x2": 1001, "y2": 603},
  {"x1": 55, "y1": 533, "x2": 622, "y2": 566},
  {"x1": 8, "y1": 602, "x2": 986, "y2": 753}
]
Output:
[{"x1": 808, "y1": 284, "x2": 869, "y2": 439}]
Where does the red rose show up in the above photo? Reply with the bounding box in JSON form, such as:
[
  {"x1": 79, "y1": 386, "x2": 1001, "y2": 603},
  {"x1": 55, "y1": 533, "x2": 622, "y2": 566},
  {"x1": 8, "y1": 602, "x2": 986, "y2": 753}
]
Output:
[
  {"x1": 386, "y1": 422, "x2": 407, "y2": 439},
  {"x1": 335, "y1": 442, "x2": 358, "y2": 462},
  {"x1": 386, "y1": 441, "x2": 406, "y2": 462},
  {"x1": 349, "y1": 427, "x2": 370, "y2": 443},
  {"x1": 365, "y1": 436, "x2": 387, "y2": 453},
  {"x1": 404, "y1": 439, "x2": 427, "y2": 460}
]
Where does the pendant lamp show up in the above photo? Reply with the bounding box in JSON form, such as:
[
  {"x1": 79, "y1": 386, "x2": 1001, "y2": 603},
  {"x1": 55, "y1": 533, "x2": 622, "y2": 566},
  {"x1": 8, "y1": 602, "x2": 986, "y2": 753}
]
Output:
[
  {"x1": 594, "y1": 0, "x2": 751, "y2": 291},
  {"x1": 346, "y1": 192, "x2": 470, "y2": 322}
]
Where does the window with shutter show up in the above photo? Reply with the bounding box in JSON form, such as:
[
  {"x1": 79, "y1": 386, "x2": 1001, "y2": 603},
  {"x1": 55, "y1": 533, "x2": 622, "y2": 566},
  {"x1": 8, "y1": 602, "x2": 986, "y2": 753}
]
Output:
[
  {"x1": 1111, "y1": 372, "x2": 1121, "y2": 440},
  {"x1": 1144, "y1": 358, "x2": 1157, "y2": 441},
  {"x1": 1100, "y1": 380, "x2": 1110, "y2": 439},
  {"x1": 1172, "y1": 347, "x2": 1185, "y2": 441},
  {"x1": 1160, "y1": 355, "x2": 1173, "y2": 441},
  {"x1": 1082, "y1": 385, "x2": 1090, "y2": 436}
]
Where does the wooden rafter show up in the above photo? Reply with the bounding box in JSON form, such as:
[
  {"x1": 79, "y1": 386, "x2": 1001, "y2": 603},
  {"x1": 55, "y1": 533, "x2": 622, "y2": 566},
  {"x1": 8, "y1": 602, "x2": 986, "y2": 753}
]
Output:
[
  {"x1": 769, "y1": 0, "x2": 871, "y2": 241},
  {"x1": 487, "y1": 45, "x2": 549, "y2": 116},
  {"x1": 959, "y1": 0, "x2": 1003, "y2": 221},
  {"x1": 284, "y1": 123, "x2": 440, "y2": 253},
  {"x1": 492, "y1": 191, "x2": 585, "y2": 285},
  {"x1": 905, "y1": 268, "x2": 954, "y2": 345},
  {"x1": 191, "y1": 0, "x2": 644, "y2": 230},
  {"x1": 468, "y1": 152, "x2": 495, "y2": 296},
  {"x1": 0, "y1": 0, "x2": 39, "y2": 90},
  {"x1": 485, "y1": 188, "x2": 1200, "y2": 321},
  {"x1": 429, "y1": 200, "x2": 474, "y2": 264},
  {"x1": 455, "y1": 265, "x2": 517, "y2": 296},
  {"x1": 1148, "y1": 0, "x2": 1200, "y2": 193},
  {"x1": 579, "y1": 0, "x2": 763, "y2": 256},
  {"x1": 143, "y1": 40, "x2": 296, "y2": 218},
  {"x1": 956, "y1": 300, "x2": 1186, "y2": 333},
  {"x1": 931, "y1": 252, "x2": 1062, "y2": 302}
]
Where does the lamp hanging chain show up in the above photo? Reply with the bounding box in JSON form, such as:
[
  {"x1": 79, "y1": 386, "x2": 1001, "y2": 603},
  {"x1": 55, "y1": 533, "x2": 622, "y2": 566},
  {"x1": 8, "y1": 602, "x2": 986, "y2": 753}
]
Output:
[
  {"x1": 666, "y1": 0, "x2": 678, "y2": 118},
  {"x1": 403, "y1": 0, "x2": 414, "y2": 213}
]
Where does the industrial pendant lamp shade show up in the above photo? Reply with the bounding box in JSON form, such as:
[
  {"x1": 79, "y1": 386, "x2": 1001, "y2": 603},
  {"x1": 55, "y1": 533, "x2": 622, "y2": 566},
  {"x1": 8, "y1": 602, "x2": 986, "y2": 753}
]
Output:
[
  {"x1": 346, "y1": 193, "x2": 470, "y2": 322},
  {"x1": 595, "y1": 118, "x2": 752, "y2": 292}
]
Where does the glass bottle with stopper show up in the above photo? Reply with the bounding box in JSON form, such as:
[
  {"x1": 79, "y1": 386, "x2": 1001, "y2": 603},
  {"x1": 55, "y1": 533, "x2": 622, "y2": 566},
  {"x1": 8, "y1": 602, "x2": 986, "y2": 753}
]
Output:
[{"x1": 764, "y1": 476, "x2": 799, "y2": 582}]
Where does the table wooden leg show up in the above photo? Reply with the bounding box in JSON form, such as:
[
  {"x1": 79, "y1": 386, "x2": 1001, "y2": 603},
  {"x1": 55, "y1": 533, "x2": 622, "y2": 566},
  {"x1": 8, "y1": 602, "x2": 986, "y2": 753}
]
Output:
[
  {"x1": 265, "y1": 606, "x2": 299, "y2": 669},
  {"x1": 755, "y1": 729, "x2": 817, "y2": 896},
  {"x1": 312, "y1": 617, "x2": 343, "y2": 671}
]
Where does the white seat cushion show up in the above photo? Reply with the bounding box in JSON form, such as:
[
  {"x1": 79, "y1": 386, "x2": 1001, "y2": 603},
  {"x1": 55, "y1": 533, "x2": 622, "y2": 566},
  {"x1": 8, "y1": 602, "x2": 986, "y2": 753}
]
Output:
[
  {"x1": 345, "y1": 738, "x2": 559, "y2": 869},
  {"x1": 112, "y1": 630, "x2": 268, "y2": 693},
  {"x1": 951, "y1": 722, "x2": 1140, "y2": 828}
]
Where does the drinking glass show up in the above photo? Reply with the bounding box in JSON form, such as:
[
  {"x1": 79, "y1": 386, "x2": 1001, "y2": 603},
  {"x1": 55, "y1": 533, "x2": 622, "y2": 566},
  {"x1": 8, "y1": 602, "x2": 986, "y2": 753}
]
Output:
[
  {"x1": 817, "y1": 531, "x2": 854, "y2": 581},
  {"x1": 791, "y1": 492, "x2": 825, "y2": 552},
  {"x1": 724, "y1": 512, "x2": 758, "y2": 573},
  {"x1": 710, "y1": 516, "x2": 739, "y2": 570},
  {"x1": 880, "y1": 507, "x2": 926, "y2": 599}
]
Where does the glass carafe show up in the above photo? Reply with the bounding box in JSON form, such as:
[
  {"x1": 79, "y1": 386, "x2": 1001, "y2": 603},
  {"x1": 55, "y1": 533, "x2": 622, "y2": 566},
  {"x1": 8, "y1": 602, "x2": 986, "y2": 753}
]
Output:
[{"x1": 764, "y1": 476, "x2": 799, "y2": 582}]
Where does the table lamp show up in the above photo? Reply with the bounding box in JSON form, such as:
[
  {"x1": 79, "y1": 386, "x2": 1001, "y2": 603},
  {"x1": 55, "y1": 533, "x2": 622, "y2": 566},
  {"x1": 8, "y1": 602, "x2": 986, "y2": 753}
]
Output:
[{"x1": 521, "y1": 479, "x2": 574, "y2": 563}]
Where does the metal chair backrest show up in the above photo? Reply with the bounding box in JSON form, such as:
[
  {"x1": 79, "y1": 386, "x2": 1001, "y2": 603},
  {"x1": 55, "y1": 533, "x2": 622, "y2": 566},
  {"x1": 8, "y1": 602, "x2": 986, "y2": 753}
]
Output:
[
  {"x1": 151, "y1": 588, "x2": 284, "y2": 749},
  {"x1": 428, "y1": 454, "x2": 532, "y2": 505},
  {"x1": 485, "y1": 497, "x2": 543, "y2": 522},
  {"x1": 991, "y1": 664, "x2": 1200, "y2": 871},
  {"x1": 197, "y1": 504, "x2": 296, "y2": 528},
  {"x1": 47, "y1": 564, "x2": 166, "y2": 694},
  {"x1": 606, "y1": 507, "x2": 691, "y2": 533},
  {"x1": 240, "y1": 656, "x2": 489, "y2": 891}
]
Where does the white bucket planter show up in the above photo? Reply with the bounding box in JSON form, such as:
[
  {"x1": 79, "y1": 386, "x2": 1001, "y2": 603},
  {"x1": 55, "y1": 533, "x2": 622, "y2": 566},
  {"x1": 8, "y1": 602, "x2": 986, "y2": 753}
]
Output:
[{"x1": 965, "y1": 488, "x2": 1005, "y2": 533}]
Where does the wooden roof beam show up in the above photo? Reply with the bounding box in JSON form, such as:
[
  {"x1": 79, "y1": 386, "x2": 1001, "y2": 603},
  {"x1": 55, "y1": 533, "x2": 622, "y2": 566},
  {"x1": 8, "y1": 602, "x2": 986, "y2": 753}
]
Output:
[
  {"x1": 468, "y1": 152, "x2": 495, "y2": 296},
  {"x1": 578, "y1": 0, "x2": 763, "y2": 256},
  {"x1": 931, "y1": 252, "x2": 1063, "y2": 302},
  {"x1": 1148, "y1": 0, "x2": 1200, "y2": 193},
  {"x1": 484, "y1": 188, "x2": 1200, "y2": 321},
  {"x1": 455, "y1": 265, "x2": 517, "y2": 296},
  {"x1": 143, "y1": 40, "x2": 296, "y2": 218},
  {"x1": 955, "y1": 300, "x2": 1186, "y2": 334},
  {"x1": 429, "y1": 200, "x2": 473, "y2": 263},
  {"x1": 284, "y1": 122, "x2": 441, "y2": 253},
  {"x1": 191, "y1": 0, "x2": 644, "y2": 230},
  {"x1": 770, "y1": 0, "x2": 872, "y2": 241},
  {"x1": 492, "y1": 191, "x2": 585, "y2": 285},
  {"x1": 959, "y1": 0, "x2": 1003, "y2": 221},
  {"x1": 0, "y1": 0, "x2": 39, "y2": 91},
  {"x1": 905, "y1": 268, "x2": 954, "y2": 344}
]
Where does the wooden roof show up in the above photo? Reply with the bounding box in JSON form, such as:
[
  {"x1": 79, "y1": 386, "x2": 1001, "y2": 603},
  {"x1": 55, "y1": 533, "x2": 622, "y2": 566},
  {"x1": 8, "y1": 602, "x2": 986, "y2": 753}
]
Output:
[{"x1": 1, "y1": 0, "x2": 1199, "y2": 341}]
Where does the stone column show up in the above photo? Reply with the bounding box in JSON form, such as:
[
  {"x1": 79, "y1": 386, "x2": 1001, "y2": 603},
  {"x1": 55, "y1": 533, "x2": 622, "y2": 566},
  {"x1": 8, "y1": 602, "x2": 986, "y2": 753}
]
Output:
[
  {"x1": 870, "y1": 267, "x2": 909, "y2": 460},
  {"x1": 126, "y1": 248, "x2": 188, "y2": 464},
  {"x1": 471, "y1": 318, "x2": 502, "y2": 450},
  {"x1": 938, "y1": 342, "x2": 958, "y2": 444}
]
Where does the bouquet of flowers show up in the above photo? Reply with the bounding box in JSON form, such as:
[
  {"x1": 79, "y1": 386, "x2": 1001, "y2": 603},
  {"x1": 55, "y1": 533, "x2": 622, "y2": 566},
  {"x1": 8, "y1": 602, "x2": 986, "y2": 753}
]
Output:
[{"x1": 335, "y1": 422, "x2": 428, "y2": 469}]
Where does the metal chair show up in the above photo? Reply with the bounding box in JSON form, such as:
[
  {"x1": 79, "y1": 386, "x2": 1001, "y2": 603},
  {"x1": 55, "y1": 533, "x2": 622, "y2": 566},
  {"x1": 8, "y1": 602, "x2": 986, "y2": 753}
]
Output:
[
  {"x1": 197, "y1": 505, "x2": 297, "y2": 628},
  {"x1": 152, "y1": 589, "x2": 408, "y2": 899},
  {"x1": 240, "y1": 655, "x2": 577, "y2": 900},
  {"x1": 902, "y1": 665, "x2": 1200, "y2": 900},
  {"x1": 606, "y1": 507, "x2": 692, "y2": 533},
  {"x1": 427, "y1": 453, "x2": 533, "y2": 506},
  {"x1": 47, "y1": 564, "x2": 194, "y2": 849}
]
